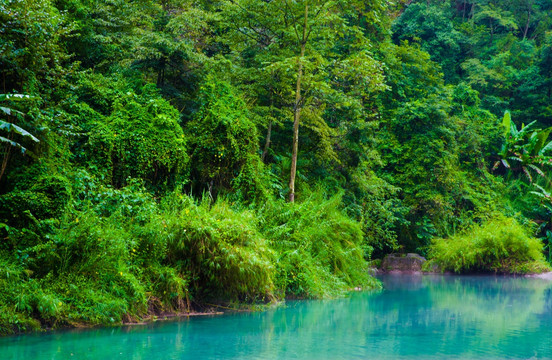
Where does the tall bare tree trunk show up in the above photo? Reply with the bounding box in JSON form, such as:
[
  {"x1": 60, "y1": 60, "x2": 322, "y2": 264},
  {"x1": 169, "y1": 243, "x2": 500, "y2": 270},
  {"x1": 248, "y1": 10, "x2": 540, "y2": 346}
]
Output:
[
  {"x1": 262, "y1": 120, "x2": 272, "y2": 162},
  {"x1": 523, "y1": 9, "x2": 531, "y2": 40},
  {"x1": 289, "y1": 3, "x2": 308, "y2": 203}
]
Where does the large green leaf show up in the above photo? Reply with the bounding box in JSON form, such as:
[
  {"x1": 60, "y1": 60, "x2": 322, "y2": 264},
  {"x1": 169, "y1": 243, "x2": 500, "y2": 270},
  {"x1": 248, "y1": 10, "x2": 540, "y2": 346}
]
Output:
[
  {"x1": 533, "y1": 128, "x2": 552, "y2": 156},
  {"x1": 0, "y1": 136, "x2": 29, "y2": 154},
  {"x1": 502, "y1": 110, "x2": 511, "y2": 137},
  {"x1": 0, "y1": 120, "x2": 39, "y2": 142},
  {"x1": 0, "y1": 107, "x2": 24, "y2": 117},
  {"x1": 518, "y1": 120, "x2": 537, "y2": 136},
  {"x1": 540, "y1": 140, "x2": 552, "y2": 155}
]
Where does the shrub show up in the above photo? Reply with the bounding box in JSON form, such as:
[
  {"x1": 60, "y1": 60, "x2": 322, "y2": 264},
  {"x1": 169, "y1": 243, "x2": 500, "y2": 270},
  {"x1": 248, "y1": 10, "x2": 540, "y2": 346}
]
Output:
[
  {"x1": 158, "y1": 194, "x2": 276, "y2": 302},
  {"x1": 426, "y1": 215, "x2": 551, "y2": 274},
  {"x1": 0, "y1": 183, "x2": 381, "y2": 335},
  {"x1": 260, "y1": 191, "x2": 381, "y2": 298},
  {"x1": 0, "y1": 174, "x2": 71, "y2": 225}
]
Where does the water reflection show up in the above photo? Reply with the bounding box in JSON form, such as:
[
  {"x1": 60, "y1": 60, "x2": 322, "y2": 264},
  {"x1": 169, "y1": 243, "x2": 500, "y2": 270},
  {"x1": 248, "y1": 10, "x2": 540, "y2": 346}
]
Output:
[{"x1": 2, "y1": 275, "x2": 551, "y2": 360}]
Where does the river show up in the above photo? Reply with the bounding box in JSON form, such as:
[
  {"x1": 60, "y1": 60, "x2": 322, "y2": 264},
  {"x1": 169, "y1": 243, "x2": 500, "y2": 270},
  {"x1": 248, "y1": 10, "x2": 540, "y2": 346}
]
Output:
[{"x1": 2, "y1": 274, "x2": 551, "y2": 359}]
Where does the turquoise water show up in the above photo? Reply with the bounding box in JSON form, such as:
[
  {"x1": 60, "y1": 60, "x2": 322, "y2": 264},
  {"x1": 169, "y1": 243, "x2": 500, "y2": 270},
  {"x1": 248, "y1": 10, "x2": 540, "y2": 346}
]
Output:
[{"x1": 2, "y1": 275, "x2": 552, "y2": 359}]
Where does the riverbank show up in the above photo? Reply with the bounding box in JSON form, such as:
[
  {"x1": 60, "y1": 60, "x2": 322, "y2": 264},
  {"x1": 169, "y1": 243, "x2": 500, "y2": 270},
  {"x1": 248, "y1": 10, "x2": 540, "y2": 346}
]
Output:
[
  {"x1": 121, "y1": 311, "x2": 224, "y2": 327},
  {"x1": 0, "y1": 191, "x2": 382, "y2": 336}
]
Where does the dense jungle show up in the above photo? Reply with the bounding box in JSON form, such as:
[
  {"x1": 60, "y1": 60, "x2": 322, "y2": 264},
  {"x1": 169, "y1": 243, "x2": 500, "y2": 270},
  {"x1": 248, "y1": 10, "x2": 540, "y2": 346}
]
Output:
[{"x1": 1, "y1": 0, "x2": 552, "y2": 334}]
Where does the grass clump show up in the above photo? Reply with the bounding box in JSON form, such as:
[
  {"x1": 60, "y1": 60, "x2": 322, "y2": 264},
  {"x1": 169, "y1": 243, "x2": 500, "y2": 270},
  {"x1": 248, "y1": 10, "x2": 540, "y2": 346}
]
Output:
[
  {"x1": 156, "y1": 194, "x2": 276, "y2": 303},
  {"x1": 426, "y1": 215, "x2": 551, "y2": 274},
  {"x1": 261, "y1": 192, "x2": 381, "y2": 298}
]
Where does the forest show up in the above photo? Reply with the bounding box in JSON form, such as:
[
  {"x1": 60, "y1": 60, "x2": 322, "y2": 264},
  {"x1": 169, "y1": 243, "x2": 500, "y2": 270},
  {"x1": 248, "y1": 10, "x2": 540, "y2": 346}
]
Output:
[{"x1": 1, "y1": 0, "x2": 552, "y2": 334}]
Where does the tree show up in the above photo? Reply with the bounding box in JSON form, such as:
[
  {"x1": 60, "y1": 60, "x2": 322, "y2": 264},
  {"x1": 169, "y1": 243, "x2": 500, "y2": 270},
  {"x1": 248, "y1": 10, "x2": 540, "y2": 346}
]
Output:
[
  {"x1": 472, "y1": 0, "x2": 518, "y2": 43},
  {"x1": 221, "y1": 0, "x2": 387, "y2": 202},
  {"x1": 392, "y1": 2, "x2": 466, "y2": 82},
  {"x1": 0, "y1": 0, "x2": 67, "y2": 95},
  {"x1": 186, "y1": 76, "x2": 267, "y2": 202}
]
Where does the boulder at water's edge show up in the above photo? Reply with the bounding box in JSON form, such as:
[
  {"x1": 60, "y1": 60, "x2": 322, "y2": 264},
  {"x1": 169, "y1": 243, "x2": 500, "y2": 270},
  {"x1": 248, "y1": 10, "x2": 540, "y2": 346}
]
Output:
[{"x1": 381, "y1": 253, "x2": 426, "y2": 272}]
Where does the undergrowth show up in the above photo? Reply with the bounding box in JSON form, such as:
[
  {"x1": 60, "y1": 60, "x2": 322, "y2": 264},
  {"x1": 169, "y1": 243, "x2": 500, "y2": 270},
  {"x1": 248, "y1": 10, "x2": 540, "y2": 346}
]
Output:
[
  {"x1": 425, "y1": 215, "x2": 551, "y2": 274},
  {"x1": 0, "y1": 183, "x2": 380, "y2": 335}
]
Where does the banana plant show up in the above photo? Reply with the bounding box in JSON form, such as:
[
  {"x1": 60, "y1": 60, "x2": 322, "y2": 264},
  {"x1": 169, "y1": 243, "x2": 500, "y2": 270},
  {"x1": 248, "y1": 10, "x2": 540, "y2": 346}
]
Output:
[
  {"x1": 493, "y1": 111, "x2": 552, "y2": 183},
  {"x1": 0, "y1": 94, "x2": 39, "y2": 150},
  {"x1": 0, "y1": 94, "x2": 39, "y2": 181}
]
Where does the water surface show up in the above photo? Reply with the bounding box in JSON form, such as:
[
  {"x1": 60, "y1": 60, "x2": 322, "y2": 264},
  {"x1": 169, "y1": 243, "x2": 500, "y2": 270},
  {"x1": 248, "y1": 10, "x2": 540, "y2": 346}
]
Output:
[{"x1": 2, "y1": 275, "x2": 551, "y2": 359}]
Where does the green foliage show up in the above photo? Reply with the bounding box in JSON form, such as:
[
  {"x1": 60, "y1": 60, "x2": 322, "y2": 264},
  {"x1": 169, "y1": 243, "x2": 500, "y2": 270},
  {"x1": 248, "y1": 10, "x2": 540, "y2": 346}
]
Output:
[
  {"x1": 158, "y1": 194, "x2": 275, "y2": 302},
  {"x1": 0, "y1": 94, "x2": 39, "y2": 153},
  {"x1": 260, "y1": 191, "x2": 381, "y2": 298},
  {"x1": 426, "y1": 215, "x2": 551, "y2": 274},
  {"x1": 379, "y1": 79, "x2": 500, "y2": 250},
  {"x1": 87, "y1": 84, "x2": 188, "y2": 189},
  {"x1": 392, "y1": 0, "x2": 552, "y2": 124},
  {"x1": 2, "y1": 0, "x2": 552, "y2": 336},
  {"x1": 0, "y1": 0, "x2": 68, "y2": 94},
  {"x1": 0, "y1": 173, "x2": 71, "y2": 223},
  {"x1": 187, "y1": 76, "x2": 267, "y2": 202},
  {"x1": 0, "y1": 258, "x2": 41, "y2": 334},
  {"x1": 392, "y1": 2, "x2": 466, "y2": 82},
  {"x1": 0, "y1": 178, "x2": 384, "y2": 334},
  {"x1": 343, "y1": 166, "x2": 407, "y2": 257},
  {"x1": 0, "y1": 93, "x2": 41, "y2": 185},
  {"x1": 0, "y1": 172, "x2": 72, "y2": 255},
  {"x1": 494, "y1": 111, "x2": 552, "y2": 183}
]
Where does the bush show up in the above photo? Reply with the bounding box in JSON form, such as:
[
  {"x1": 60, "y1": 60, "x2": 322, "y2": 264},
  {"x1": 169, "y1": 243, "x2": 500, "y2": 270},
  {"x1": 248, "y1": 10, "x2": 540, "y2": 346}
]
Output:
[
  {"x1": 0, "y1": 174, "x2": 71, "y2": 224},
  {"x1": 260, "y1": 191, "x2": 381, "y2": 298},
  {"x1": 0, "y1": 182, "x2": 381, "y2": 335},
  {"x1": 157, "y1": 194, "x2": 276, "y2": 302},
  {"x1": 426, "y1": 215, "x2": 551, "y2": 274}
]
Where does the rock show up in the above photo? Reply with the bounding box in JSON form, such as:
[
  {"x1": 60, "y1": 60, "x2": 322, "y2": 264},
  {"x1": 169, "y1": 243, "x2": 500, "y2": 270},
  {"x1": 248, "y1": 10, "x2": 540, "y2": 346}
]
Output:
[
  {"x1": 526, "y1": 272, "x2": 552, "y2": 280},
  {"x1": 381, "y1": 253, "x2": 426, "y2": 272}
]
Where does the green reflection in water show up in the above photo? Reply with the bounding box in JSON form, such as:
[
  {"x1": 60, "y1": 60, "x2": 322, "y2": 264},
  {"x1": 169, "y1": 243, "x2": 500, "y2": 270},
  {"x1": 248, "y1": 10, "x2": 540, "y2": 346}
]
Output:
[{"x1": 2, "y1": 275, "x2": 551, "y2": 359}]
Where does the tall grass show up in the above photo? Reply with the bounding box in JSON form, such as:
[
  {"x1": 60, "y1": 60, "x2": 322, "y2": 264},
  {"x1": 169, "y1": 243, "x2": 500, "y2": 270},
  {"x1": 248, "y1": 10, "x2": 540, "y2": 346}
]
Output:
[
  {"x1": 427, "y1": 215, "x2": 551, "y2": 274},
  {"x1": 156, "y1": 194, "x2": 276, "y2": 303},
  {"x1": 260, "y1": 191, "x2": 381, "y2": 298}
]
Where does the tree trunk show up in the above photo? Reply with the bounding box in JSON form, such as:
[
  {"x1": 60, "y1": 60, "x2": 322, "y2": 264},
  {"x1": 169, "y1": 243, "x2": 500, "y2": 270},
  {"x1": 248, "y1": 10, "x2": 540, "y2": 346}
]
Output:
[
  {"x1": 523, "y1": 9, "x2": 531, "y2": 40},
  {"x1": 0, "y1": 138, "x2": 12, "y2": 183},
  {"x1": 261, "y1": 120, "x2": 272, "y2": 162},
  {"x1": 289, "y1": 3, "x2": 308, "y2": 203}
]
